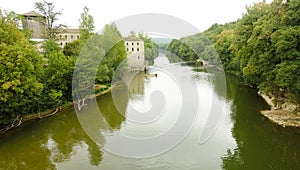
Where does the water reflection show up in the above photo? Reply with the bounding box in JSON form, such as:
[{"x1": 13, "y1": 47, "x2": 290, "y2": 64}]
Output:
[
  {"x1": 1, "y1": 60, "x2": 300, "y2": 169},
  {"x1": 0, "y1": 107, "x2": 103, "y2": 169},
  {"x1": 0, "y1": 87, "x2": 129, "y2": 169},
  {"x1": 122, "y1": 72, "x2": 145, "y2": 99},
  {"x1": 221, "y1": 73, "x2": 300, "y2": 170}
]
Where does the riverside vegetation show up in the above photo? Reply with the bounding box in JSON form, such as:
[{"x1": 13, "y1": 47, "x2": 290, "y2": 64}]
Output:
[
  {"x1": 166, "y1": 0, "x2": 300, "y2": 127},
  {"x1": 0, "y1": 1, "x2": 158, "y2": 130},
  {"x1": 1, "y1": 0, "x2": 299, "y2": 130}
]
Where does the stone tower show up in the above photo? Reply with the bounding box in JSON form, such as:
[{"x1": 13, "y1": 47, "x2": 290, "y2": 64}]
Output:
[{"x1": 21, "y1": 11, "x2": 46, "y2": 39}]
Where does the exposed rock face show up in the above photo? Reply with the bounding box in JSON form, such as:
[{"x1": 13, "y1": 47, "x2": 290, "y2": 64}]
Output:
[{"x1": 259, "y1": 91, "x2": 300, "y2": 128}]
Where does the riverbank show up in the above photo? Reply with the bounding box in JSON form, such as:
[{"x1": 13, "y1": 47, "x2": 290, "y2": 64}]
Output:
[
  {"x1": 258, "y1": 91, "x2": 300, "y2": 128},
  {"x1": 0, "y1": 85, "x2": 113, "y2": 134}
]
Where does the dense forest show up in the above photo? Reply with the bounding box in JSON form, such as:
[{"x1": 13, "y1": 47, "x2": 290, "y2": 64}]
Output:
[
  {"x1": 167, "y1": 0, "x2": 300, "y2": 108},
  {"x1": 0, "y1": 2, "x2": 158, "y2": 125}
]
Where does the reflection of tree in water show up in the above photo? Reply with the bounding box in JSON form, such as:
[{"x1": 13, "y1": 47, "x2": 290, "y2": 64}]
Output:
[
  {"x1": 43, "y1": 107, "x2": 104, "y2": 167},
  {"x1": 121, "y1": 72, "x2": 145, "y2": 100},
  {"x1": 221, "y1": 74, "x2": 300, "y2": 170},
  {"x1": 0, "y1": 88, "x2": 128, "y2": 169},
  {"x1": 98, "y1": 88, "x2": 128, "y2": 131}
]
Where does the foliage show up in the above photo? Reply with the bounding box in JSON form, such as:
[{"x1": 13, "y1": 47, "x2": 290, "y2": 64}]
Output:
[
  {"x1": 40, "y1": 39, "x2": 75, "y2": 109},
  {"x1": 166, "y1": 39, "x2": 198, "y2": 62},
  {"x1": 0, "y1": 11, "x2": 45, "y2": 123},
  {"x1": 63, "y1": 40, "x2": 82, "y2": 56},
  {"x1": 138, "y1": 33, "x2": 159, "y2": 65},
  {"x1": 202, "y1": 0, "x2": 300, "y2": 104},
  {"x1": 96, "y1": 23, "x2": 127, "y2": 83},
  {"x1": 79, "y1": 6, "x2": 95, "y2": 40},
  {"x1": 41, "y1": 38, "x2": 61, "y2": 57},
  {"x1": 165, "y1": 0, "x2": 300, "y2": 105}
]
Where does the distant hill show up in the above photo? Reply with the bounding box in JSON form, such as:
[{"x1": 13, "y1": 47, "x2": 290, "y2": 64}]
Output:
[{"x1": 151, "y1": 37, "x2": 172, "y2": 44}]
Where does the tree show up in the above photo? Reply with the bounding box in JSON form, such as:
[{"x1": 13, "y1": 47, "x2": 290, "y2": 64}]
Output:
[
  {"x1": 0, "y1": 11, "x2": 45, "y2": 123},
  {"x1": 62, "y1": 6, "x2": 95, "y2": 57},
  {"x1": 40, "y1": 39, "x2": 75, "y2": 109},
  {"x1": 73, "y1": 23, "x2": 126, "y2": 110},
  {"x1": 215, "y1": 29, "x2": 237, "y2": 71},
  {"x1": 79, "y1": 6, "x2": 95, "y2": 40},
  {"x1": 34, "y1": 0, "x2": 65, "y2": 39},
  {"x1": 138, "y1": 33, "x2": 159, "y2": 65},
  {"x1": 96, "y1": 23, "x2": 127, "y2": 83},
  {"x1": 166, "y1": 39, "x2": 197, "y2": 62},
  {"x1": 63, "y1": 40, "x2": 82, "y2": 56}
]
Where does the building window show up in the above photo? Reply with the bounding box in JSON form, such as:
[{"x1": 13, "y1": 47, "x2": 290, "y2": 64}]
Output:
[
  {"x1": 65, "y1": 35, "x2": 67, "y2": 39},
  {"x1": 71, "y1": 35, "x2": 73, "y2": 39},
  {"x1": 126, "y1": 42, "x2": 128, "y2": 45},
  {"x1": 132, "y1": 42, "x2": 134, "y2": 45},
  {"x1": 127, "y1": 48, "x2": 129, "y2": 51},
  {"x1": 137, "y1": 42, "x2": 139, "y2": 45},
  {"x1": 138, "y1": 56, "x2": 140, "y2": 59},
  {"x1": 60, "y1": 42, "x2": 63, "y2": 46},
  {"x1": 65, "y1": 42, "x2": 68, "y2": 45},
  {"x1": 132, "y1": 48, "x2": 134, "y2": 51},
  {"x1": 137, "y1": 48, "x2": 139, "y2": 51},
  {"x1": 77, "y1": 35, "x2": 79, "y2": 39},
  {"x1": 59, "y1": 35, "x2": 62, "y2": 39}
]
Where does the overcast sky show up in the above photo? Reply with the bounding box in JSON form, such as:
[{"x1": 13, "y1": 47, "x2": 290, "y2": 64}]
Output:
[{"x1": 0, "y1": 0, "x2": 272, "y2": 32}]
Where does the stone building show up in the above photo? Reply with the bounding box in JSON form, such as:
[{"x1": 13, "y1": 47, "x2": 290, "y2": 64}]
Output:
[
  {"x1": 21, "y1": 11, "x2": 46, "y2": 39},
  {"x1": 21, "y1": 11, "x2": 80, "y2": 49},
  {"x1": 124, "y1": 36, "x2": 145, "y2": 71},
  {"x1": 56, "y1": 29, "x2": 80, "y2": 48}
]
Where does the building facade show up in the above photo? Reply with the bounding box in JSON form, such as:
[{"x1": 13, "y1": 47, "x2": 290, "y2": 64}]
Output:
[
  {"x1": 56, "y1": 29, "x2": 80, "y2": 48},
  {"x1": 21, "y1": 11, "x2": 46, "y2": 39},
  {"x1": 124, "y1": 36, "x2": 145, "y2": 71},
  {"x1": 21, "y1": 11, "x2": 80, "y2": 49}
]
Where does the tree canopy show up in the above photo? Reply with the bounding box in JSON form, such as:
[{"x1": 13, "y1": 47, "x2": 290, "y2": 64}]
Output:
[
  {"x1": 173, "y1": 0, "x2": 300, "y2": 105},
  {"x1": 0, "y1": 11, "x2": 45, "y2": 123}
]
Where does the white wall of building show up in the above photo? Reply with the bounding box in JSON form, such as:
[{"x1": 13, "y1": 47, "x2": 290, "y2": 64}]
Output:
[{"x1": 124, "y1": 38, "x2": 145, "y2": 70}]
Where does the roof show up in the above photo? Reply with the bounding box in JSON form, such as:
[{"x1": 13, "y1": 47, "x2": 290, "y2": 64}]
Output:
[
  {"x1": 65, "y1": 28, "x2": 80, "y2": 33},
  {"x1": 123, "y1": 36, "x2": 143, "y2": 42},
  {"x1": 57, "y1": 28, "x2": 80, "y2": 34},
  {"x1": 23, "y1": 11, "x2": 44, "y2": 17}
]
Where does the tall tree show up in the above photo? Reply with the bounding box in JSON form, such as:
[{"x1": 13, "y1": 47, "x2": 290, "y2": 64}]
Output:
[
  {"x1": 0, "y1": 11, "x2": 45, "y2": 123},
  {"x1": 79, "y1": 6, "x2": 95, "y2": 40},
  {"x1": 138, "y1": 33, "x2": 159, "y2": 65},
  {"x1": 34, "y1": 0, "x2": 65, "y2": 39},
  {"x1": 96, "y1": 23, "x2": 126, "y2": 82},
  {"x1": 41, "y1": 39, "x2": 75, "y2": 108}
]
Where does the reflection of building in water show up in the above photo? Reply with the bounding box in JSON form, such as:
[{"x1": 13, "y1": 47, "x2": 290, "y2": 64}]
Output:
[
  {"x1": 124, "y1": 36, "x2": 147, "y2": 71},
  {"x1": 122, "y1": 72, "x2": 145, "y2": 97}
]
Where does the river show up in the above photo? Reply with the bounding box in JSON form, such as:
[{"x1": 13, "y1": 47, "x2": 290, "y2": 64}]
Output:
[{"x1": 0, "y1": 55, "x2": 300, "y2": 170}]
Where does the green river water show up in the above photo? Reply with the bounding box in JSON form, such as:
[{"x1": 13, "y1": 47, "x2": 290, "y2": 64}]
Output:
[{"x1": 0, "y1": 56, "x2": 300, "y2": 170}]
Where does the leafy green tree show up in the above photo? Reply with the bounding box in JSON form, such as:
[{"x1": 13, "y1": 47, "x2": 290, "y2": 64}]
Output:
[
  {"x1": 63, "y1": 40, "x2": 82, "y2": 56},
  {"x1": 96, "y1": 23, "x2": 126, "y2": 83},
  {"x1": 40, "y1": 39, "x2": 75, "y2": 109},
  {"x1": 63, "y1": 6, "x2": 95, "y2": 57},
  {"x1": 79, "y1": 6, "x2": 95, "y2": 40},
  {"x1": 42, "y1": 38, "x2": 61, "y2": 57},
  {"x1": 215, "y1": 29, "x2": 237, "y2": 71},
  {"x1": 138, "y1": 33, "x2": 159, "y2": 65},
  {"x1": 166, "y1": 39, "x2": 197, "y2": 62},
  {"x1": 0, "y1": 11, "x2": 45, "y2": 123}
]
